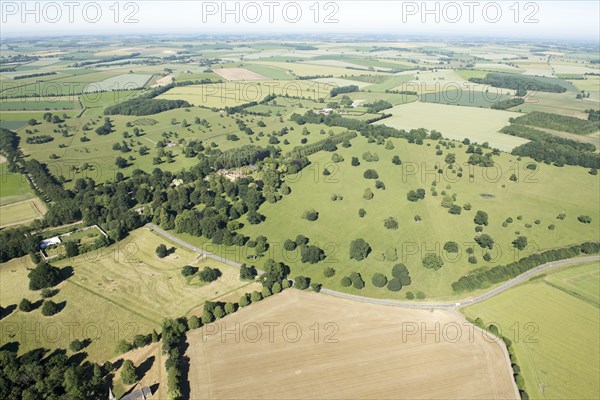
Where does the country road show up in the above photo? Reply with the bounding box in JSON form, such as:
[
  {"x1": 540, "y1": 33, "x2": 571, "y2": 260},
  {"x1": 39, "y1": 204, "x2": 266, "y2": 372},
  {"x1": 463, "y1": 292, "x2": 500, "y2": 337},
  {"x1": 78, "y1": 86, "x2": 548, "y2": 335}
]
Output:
[{"x1": 147, "y1": 223, "x2": 599, "y2": 309}]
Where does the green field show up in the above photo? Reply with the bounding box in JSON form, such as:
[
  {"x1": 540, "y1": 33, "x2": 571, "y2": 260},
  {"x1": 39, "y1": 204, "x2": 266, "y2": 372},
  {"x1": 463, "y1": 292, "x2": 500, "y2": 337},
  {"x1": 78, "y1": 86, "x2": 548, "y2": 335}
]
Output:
[
  {"x1": 0, "y1": 172, "x2": 34, "y2": 205},
  {"x1": 0, "y1": 227, "x2": 260, "y2": 362},
  {"x1": 420, "y1": 90, "x2": 512, "y2": 108},
  {"x1": 244, "y1": 64, "x2": 296, "y2": 80},
  {"x1": 0, "y1": 98, "x2": 77, "y2": 111},
  {"x1": 462, "y1": 261, "x2": 600, "y2": 399}
]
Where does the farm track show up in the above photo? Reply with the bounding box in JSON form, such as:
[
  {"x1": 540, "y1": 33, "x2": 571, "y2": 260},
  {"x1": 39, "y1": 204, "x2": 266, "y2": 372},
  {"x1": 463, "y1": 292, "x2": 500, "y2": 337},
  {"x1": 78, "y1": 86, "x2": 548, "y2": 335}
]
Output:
[{"x1": 147, "y1": 223, "x2": 599, "y2": 309}]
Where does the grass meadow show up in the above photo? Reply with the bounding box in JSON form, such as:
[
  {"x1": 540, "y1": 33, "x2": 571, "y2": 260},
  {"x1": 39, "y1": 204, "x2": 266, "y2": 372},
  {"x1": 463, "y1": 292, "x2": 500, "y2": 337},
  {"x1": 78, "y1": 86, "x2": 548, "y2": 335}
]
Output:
[{"x1": 462, "y1": 261, "x2": 600, "y2": 399}]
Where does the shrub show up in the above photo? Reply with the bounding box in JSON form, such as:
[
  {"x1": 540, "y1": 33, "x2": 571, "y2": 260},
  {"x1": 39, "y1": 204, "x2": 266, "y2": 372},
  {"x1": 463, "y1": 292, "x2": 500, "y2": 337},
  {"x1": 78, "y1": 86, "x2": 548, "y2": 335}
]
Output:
[
  {"x1": 443, "y1": 241, "x2": 459, "y2": 253},
  {"x1": 384, "y1": 217, "x2": 398, "y2": 230},
  {"x1": 284, "y1": 239, "x2": 297, "y2": 251},
  {"x1": 358, "y1": 208, "x2": 366, "y2": 218},
  {"x1": 341, "y1": 276, "x2": 352, "y2": 287},
  {"x1": 578, "y1": 215, "x2": 592, "y2": 224},
  {"x1": 323, "y1": 267, "x2": 336, "y2": 278},
  {"x1": 19, "y1": 298, "x2": 34, "y2": 312},
  {"x1": 69, "y1": 339, "x2": 84, "y2": 352},
  {"x1": 181, "y1": 265, "x2": 198, "y2": 277},
  {"x1": 302, "y1": 209, "x2": 319, "y2": 221},
  {"x1": 422, "y1": 253, "x2": 444, "y2": 270},
  {"x1": 416, "y1": 291, "x2": 426, "y2": 299},
  {"x1": 294, "y1": 276, "x2": 311, "y2": 290},
  {"x1": 405, "y1": 291, "x2": 415, "y2": 299},
  {"x1": 198, "y1": 267, "x2": 221, "y2": 282}
]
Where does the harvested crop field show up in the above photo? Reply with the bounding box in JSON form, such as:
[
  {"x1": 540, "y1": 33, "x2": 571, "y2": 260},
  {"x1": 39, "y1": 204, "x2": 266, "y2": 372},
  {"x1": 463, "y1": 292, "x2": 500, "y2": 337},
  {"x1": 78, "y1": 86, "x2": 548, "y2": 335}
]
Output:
[
  {"x1": 186, "y1": 290, "x2": 518, "y2": 400},
  {"x1": 213, "y1": 67, "x2": 269, "y2": 81}
]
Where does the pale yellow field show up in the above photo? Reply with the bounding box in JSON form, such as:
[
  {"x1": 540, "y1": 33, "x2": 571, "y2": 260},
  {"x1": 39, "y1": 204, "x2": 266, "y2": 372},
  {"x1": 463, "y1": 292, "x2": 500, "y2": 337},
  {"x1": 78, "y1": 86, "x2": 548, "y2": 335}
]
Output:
[
  {"x1": 213, "y1": 67, "x2": 270, "y2": 81},
  {"x1": 0, "y1": 198, "x2": 46, "y2": 228},
  {"x1": 376, "y1": 102, "x2": 528, "y2": 152},
  {"x1": 186, "y1": 290, "x2": 518, "y2": 400}
]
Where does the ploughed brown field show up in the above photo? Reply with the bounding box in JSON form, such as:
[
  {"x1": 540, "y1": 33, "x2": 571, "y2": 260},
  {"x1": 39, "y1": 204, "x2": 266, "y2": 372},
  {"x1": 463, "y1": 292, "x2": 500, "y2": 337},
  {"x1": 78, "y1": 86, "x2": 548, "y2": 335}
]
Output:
[{"x1": 186, "y1": 290, "x2": 518, "y2": 399}]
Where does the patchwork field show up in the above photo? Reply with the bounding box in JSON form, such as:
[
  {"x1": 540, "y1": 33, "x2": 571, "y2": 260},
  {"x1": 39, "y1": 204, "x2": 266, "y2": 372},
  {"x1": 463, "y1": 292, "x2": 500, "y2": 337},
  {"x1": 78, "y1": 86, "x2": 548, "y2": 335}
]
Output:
[
  {"x1": 376, "y1": 102, "x2": 528, "y2": 151},
  {"x1": 187, "y1": 289, "x2": 518, "y2": 399},
  {"x1": 462, "y1": 261, "x2": 600, "y2": 399}
]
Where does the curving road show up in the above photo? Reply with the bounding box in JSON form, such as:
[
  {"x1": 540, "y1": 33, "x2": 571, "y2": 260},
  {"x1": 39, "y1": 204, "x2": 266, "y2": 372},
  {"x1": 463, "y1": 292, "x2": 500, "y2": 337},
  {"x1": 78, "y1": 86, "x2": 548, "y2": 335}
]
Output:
[{"x1": 147, "y1": 223, "x2": 599, "y2": 309}]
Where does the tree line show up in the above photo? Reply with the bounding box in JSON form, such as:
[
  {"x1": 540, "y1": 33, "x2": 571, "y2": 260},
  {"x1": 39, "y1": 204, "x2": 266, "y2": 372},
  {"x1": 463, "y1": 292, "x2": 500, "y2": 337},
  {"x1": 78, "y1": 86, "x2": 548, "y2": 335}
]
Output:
[{"x1": 451, "y1": 242, "x2": 599, "y2": 293}]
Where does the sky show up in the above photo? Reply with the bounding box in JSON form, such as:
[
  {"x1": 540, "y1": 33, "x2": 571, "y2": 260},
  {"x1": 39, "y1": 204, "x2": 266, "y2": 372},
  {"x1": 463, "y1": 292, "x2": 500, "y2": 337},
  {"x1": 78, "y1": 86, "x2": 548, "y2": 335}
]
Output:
[{"x1": 1, "y1": 1, "x2": 599, "y2": 41}]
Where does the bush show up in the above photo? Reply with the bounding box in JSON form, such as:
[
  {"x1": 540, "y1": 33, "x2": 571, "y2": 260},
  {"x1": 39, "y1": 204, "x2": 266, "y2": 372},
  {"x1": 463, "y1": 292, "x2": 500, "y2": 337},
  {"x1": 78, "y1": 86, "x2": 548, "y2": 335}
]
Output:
[
  {"x1": 294, "y1": 276, "x2": 311, "y2": 290},
  {"x1": 198, "y1": 267, "x2": 221, "y2": 282},
  {"x1": 405, "y1": 291, "x2": 415, "y2": 299},
  {"x1": 284, "y1": 239, "x2": 297, "y2": 251},
  {"x1": 181, "y1": 265, "x2": 198, "y2": 277},
  {"x1": 578, "y1": 215, "x2": 592, "y2": 224},
  {"x1": 416, "y1": 291, "x2": 426, "y2": 300},
  {"x1": 188, "y1": 315, "x2": 200, "y2": 329},
  {"x1": 358, "y1": 208, "x2": 366, "y2": 218},
  {"x1": 323, "y1": 267, "x2": 336, "y2": 278},
  {"x1": 443, "y1": 241, "x2": 459, "y2": 253},
  {"x1": 386, "y1": 278, "x2": 402, "y2": 291},
  {"x1": 302, "y1": 209, "x2": 319, "y2": 221},
  {"x1": 512, "y1": 236, "x2": 528, "y2": 250},
  {"x1": 69, "y1": 339, "x2": 84, "y2": 352},
  {"x1": 371, "y1": 273, "x2": 388, "y2": 288},
  {"x1": 341, "y1": 277, "x2": 352, "y2": 287},
  {"x1": 41, "y1": 300, "x2": 60, "y2": 316},
  {"x1": 384, "y1": 217, "x2": 398, "y2": 230},
  {"x1": 19, "y1": 298, "x2": 34, "y2": 312},
  {"x1": 422, "y1": 253, "x2": 444, "y2": 270}
]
